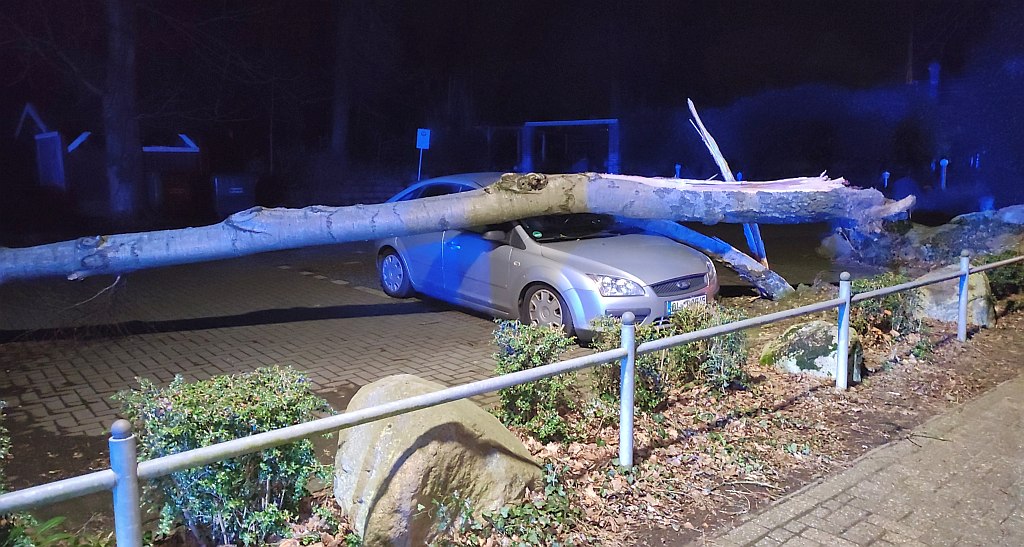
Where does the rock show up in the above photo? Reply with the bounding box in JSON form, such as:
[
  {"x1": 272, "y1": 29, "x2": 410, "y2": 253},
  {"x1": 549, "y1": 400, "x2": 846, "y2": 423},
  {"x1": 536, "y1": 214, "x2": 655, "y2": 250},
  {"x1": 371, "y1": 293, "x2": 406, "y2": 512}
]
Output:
[
  {"x1": 824, "y1": 204, "x2": 1024, "y2": 271},
  {"x1": 334, "y1": 374, "x2": 541, "y2": 546},
  {"x1": 816, "y1": 231, "x2": 854, "y2": 260},
  {"x1": 913, "y1": 265, "x2": 995, "y2": 327},
  {"x1": 760, "y1": 320, "x2": 863, "y2": 383},
  {"x1": 996, "y1": 204, "x2": 1024, "y2": 225}
]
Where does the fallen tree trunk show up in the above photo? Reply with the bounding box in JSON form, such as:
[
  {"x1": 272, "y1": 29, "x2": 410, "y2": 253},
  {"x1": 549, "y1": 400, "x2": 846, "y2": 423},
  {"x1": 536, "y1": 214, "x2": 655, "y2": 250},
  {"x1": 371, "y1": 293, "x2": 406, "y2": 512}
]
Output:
[
  {"x1": 0, "y1": 173, "x2": 912, "y2": 294},
  {"x1": 617, "y1": 219, "x2": 793, "y2": 298}
]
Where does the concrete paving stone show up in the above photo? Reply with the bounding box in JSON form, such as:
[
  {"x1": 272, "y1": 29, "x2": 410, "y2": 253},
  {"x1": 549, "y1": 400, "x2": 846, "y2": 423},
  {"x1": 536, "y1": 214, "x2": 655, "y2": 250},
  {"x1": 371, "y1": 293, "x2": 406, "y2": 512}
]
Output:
[
  {"x1": 831, "y1": 504, "x2": 869, "y2": 530},
  {"x1": 821, "y1": 499, "x2": 843, "y2": 512},
  {"x1": 841, "y1": 520, "x2": 884, "y2": 545},
  {"x1": 724, "y1": 522, "x2": 771, "y2": 544},
  {"x1": 870, "y1": 497, "x2": 915, "y2": 522},
  {"x1": 877, "y1": 532, "x2": 928, "y2": 546},
  {"x1": 800, "y1": 525, "x2": 857, "y2": 547},
  {"x1": 778, "y1": 536, "x2": 822, "y2": 547},
  {"x1": 810, "y1": 506, "x2": 830, "y2": 519},
  {"x1": 72, "y1": 408, "x2": 96, "y2": 422},
  {"x1": 796, "y1": 515, "x2": 846, "y2": 536},
  {"x1": 914, "y1": 528, "x2": 962, "y2": 546},
  {"x1": 59, "y1": 392, "x2": 83, "y2": 406},
  {"x1": 752, "y1": 536, "x2": 782, "y2": 546},
  {"x1": 765, "y1": 527, "x2": 794, "y2": 543},
  {"x1": 41, "y1": 396, "x2": 64, "y2": 411}
]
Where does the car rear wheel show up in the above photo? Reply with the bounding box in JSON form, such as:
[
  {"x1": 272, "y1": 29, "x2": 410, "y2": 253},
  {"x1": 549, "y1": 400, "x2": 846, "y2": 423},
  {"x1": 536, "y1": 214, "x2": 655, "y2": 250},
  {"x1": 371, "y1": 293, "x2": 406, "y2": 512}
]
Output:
[
  {"x1": 520, "y1": 284, "x2": 575, "y2": 337},
  {"x1": 379, "y1": 250, "x2": 413, "y2": 298}
]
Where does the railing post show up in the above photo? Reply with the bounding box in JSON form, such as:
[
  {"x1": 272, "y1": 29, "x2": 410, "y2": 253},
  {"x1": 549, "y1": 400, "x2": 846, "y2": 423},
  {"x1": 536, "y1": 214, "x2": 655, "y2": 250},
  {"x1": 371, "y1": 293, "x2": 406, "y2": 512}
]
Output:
[
  {"x1": 958, "y1": 250, "x2": 970, "y2": 342},
  {"x1": 109, "y1": 419, "x2": 143, "y2": 547},
  {"x1": 836, "y1": 272, "x2": 852, "y2": 390},
  {"x1": 618, "y1": 312, "x2": 637, "y2": 469}
]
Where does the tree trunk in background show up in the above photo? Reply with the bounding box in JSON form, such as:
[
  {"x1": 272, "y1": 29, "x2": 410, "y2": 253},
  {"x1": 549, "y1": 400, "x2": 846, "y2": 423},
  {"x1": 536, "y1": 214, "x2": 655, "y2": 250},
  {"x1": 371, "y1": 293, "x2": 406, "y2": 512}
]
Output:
[
  {"x1": 0, "y1": 173, "x2": 914, "y2": 300},
  {"x1": 103, "y1": 0, "x2": 144, "y2": 224},
  {"x1": 330, "y1": 2, "x2": 353, "y2": 158}
]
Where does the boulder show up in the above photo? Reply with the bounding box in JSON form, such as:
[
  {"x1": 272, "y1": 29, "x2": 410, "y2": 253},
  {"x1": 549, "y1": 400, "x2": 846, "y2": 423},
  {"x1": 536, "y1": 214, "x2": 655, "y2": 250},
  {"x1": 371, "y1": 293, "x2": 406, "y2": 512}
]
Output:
[
  {"x1": 334, "y1": 374, "x2": 541, "y2": 546},
  {"x1": 760, "y1": 320, "x2": 863, "y2": 383},
  {"x1": 913, "y1": 265, "x2": 996, "y2": 327},
  {"x1": 995, "y1": 204, "x2": 1024, "y2": 225}
]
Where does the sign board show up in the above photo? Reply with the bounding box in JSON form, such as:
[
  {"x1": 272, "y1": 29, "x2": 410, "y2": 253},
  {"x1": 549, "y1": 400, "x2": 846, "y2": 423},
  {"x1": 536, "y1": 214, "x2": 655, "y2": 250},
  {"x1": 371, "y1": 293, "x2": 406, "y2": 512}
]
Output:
[{"x1": 416, "y1": 128, "x2": 431, "y2": 150}]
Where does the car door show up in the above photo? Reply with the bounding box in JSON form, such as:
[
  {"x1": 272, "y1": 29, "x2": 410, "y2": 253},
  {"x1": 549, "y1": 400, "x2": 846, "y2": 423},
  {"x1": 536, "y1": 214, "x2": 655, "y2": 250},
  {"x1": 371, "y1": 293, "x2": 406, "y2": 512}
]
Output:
[
  {"x1": 390, "y1": 182, "x2": 478, "y2": 294},
  {"x1": 442, "y1": 224, "x2": 514, "y2": 313}
]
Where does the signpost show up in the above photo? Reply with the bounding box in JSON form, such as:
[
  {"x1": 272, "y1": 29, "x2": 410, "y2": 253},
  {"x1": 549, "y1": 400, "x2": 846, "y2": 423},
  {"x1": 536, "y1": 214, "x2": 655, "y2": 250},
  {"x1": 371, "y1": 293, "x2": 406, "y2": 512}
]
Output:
[{"x1": 416, "y1": 128, "x2": 430, "y2": 181}]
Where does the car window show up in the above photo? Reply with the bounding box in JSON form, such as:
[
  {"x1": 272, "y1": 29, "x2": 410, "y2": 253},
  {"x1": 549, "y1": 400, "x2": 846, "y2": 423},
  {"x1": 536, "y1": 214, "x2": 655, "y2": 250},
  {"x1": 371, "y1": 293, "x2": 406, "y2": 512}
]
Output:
[
  {"x1": 392, "y1": 183, "x2": 474, "y2": 202},
  {"x1": 459, "y1": 221, "x2": 514, "y2": 235},
  {"x1": 419, "y1": 183, "x2": 473, "y2": 198},
  {"x1": 519, "y1": 213, "x2": 619, "y2": 242}
]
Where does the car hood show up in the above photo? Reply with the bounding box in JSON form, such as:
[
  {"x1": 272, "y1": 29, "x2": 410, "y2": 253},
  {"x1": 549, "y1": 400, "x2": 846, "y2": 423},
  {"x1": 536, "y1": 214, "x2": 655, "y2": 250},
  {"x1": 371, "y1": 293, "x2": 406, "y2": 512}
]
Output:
[{"x1": 539, "y1": 234, "x2": 710, "y2": 285}]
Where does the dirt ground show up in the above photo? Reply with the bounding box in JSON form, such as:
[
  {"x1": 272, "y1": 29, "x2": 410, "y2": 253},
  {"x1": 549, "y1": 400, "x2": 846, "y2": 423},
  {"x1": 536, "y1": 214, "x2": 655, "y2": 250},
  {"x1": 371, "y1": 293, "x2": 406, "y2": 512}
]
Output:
[{"x1": 620, "y1": 292, "x2": 1024, "y2": 546}]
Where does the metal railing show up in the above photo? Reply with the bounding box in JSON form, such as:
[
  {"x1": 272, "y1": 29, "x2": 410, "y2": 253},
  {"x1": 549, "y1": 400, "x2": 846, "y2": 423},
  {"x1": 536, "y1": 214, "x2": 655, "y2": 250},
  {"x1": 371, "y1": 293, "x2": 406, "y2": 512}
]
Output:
[{"x1": 0, "y1": 250, "x2": 1021, "y2": 546}]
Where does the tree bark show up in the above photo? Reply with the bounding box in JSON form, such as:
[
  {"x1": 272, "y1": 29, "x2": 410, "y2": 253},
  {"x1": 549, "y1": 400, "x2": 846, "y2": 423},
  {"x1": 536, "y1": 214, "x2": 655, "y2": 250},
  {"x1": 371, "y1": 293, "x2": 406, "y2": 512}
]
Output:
[
  {"x1": 0, "y1": 173, "x2": 912, "y2": 293},
  {"x1": 330, "y1": 2, "x2": 353, "y2": 157},
  {"x1": 103, "y1": 0, "x2": 144, "y2": 223}
]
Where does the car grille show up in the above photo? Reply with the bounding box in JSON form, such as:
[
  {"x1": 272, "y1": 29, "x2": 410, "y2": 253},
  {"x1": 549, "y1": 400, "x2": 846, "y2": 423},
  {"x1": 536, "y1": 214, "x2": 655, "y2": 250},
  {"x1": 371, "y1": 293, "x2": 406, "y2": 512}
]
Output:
[{"x1": 651, "y1": 273, "x2": 708, "y2": 297}]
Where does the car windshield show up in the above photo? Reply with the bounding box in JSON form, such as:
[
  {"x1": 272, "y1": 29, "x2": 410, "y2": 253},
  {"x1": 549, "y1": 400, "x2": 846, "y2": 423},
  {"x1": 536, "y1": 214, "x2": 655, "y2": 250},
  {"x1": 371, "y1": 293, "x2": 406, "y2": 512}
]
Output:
[{"x1": 519, "y1": 213, "x2": 620, "y2": 242}]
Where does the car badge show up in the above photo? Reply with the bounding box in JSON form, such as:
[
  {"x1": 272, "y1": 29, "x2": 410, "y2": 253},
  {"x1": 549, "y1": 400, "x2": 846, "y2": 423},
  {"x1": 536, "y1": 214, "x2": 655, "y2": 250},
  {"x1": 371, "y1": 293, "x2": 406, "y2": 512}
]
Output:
[{"x1": 675, "y1": 280, "x2": 691, "y2": 290}]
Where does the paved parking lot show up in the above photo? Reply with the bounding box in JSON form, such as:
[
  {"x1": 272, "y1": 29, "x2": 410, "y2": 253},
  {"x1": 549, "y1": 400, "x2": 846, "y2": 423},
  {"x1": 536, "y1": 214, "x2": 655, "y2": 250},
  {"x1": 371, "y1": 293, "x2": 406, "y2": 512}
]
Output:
[{"x1": 0, "y1": 244, "x2": 505, "y2": 487}]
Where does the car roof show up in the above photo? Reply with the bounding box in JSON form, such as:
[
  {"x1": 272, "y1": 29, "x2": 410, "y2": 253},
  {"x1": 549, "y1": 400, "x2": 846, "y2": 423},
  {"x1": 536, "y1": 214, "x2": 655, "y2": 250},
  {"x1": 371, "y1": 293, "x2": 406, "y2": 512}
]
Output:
[{"x1": 396, "y1": 172, "x2": 504, "y2": 195}]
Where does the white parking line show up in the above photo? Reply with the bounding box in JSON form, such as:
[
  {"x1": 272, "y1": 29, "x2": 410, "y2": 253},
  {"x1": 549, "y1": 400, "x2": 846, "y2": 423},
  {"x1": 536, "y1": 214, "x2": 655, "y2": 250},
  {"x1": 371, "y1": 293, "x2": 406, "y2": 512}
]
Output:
[{"x1": 353, "y1": 286, "x2": 389, "y2": 298}]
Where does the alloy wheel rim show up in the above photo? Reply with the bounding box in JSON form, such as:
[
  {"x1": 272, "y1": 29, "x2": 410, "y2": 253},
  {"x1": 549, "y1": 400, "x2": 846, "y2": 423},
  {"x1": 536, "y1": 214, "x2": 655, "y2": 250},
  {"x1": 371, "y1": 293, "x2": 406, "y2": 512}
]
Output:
[{"x1": 528, "y1": 288, "x2": 563, "y2": 328}]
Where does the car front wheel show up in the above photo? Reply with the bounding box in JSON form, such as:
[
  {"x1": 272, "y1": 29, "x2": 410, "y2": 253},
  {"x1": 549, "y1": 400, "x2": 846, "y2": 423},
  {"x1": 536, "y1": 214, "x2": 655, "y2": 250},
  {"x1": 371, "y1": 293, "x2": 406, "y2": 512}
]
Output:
[
  {"x1": 520, "y1": 284, "x2": 575, "y2": 337},
  {"x1": 379, "y1": 250, "x2": 413, "y2": 298}
]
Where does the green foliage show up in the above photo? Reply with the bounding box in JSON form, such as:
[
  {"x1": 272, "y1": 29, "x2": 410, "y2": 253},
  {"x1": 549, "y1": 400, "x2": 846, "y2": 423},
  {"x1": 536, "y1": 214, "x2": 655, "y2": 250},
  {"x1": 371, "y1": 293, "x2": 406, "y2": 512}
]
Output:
[
  {"x1": 979, "y1": 251, "x2": 1024, "y2": 299},
  {"x1": 591, "y1": 303, "x2": 750, "y2": 412},
  {"x1": 590, "y1": 316, "x2": 674, "y2": 412},
  {"x1": 0, "y1": 402, "x2": 9, "y2": 497},
  {"x1": 492, "y1": 321, "x2": 577, "y2": 442},
  {"x1": 430, "y1": 464, "x2": 581, "y2": 546},
  {"x1": 113, "y1": 366, "x2": 333, "y2": 546},
  {"x1": 668, "y1": 304, "x2": 749, "y2": 393},
  {"x1": 1, "y1": 400, "x2": 35, "y2": 547},
  {"x1": 851, "y1": 272, "x2": 922, "y2": 336}
]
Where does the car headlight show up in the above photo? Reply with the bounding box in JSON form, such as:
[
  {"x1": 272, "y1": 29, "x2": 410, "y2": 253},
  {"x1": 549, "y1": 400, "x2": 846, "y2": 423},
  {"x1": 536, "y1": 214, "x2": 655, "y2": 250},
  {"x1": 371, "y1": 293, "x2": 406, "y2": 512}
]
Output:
[{"x1": 587, "y1": 274, "x2": 645, "y2": 297}]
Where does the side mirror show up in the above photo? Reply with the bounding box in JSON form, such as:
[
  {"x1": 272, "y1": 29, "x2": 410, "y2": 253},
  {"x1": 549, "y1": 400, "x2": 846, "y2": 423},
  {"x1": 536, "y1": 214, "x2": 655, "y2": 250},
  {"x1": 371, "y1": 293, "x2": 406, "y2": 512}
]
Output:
[{"x1": 482, "y1": 230, "x2": 506, "y2": 242}]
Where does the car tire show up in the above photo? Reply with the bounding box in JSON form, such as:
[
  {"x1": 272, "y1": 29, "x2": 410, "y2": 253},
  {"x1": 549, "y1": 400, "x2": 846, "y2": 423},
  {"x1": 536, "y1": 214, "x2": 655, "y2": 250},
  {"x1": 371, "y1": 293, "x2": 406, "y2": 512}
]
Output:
[
  {"x1": 520, "y1": 284, "x2": 575, "y2": 337},
  {"x1": 378, "y1": 249, "x2": 413, "y2": 298}
]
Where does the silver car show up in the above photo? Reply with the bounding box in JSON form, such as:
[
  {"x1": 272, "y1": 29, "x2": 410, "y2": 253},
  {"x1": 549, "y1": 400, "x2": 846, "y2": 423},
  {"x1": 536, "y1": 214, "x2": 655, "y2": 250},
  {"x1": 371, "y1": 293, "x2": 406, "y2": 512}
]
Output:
[{"x1": 376, "y1": 173, "x2": 719, "y2": 340}]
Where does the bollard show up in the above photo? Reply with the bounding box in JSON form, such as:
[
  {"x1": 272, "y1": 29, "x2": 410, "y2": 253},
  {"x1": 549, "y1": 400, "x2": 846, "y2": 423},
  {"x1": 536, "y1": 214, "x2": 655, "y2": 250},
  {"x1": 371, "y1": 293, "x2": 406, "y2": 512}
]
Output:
[
  {"x1": 958, "y1": 250, "x2": 970, "y2": 342},
  {"x1": 109, "y1": 419, "x2": 143, "y2": 547},
  {"x1": 836, "y1": 272, "x2": 852, "y2": 390},
  {"x1": 618, "y1": 312, "x2": 637, "y2": 469}
]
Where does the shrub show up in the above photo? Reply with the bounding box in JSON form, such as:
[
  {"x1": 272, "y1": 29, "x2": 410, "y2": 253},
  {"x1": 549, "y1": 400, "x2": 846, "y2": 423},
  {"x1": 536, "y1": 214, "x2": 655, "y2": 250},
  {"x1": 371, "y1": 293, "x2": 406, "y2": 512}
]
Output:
[
  {"x1": 492, "y1": 321, "x2": 576, "y2": 443},
  {"x1": 113, "y1": 366, "x2": 332, "y2": 545},
  {"x1": 850, "y1": 272, "x2": 922, "y2": 336},
  {"x1": 591, "y1": 303, "x2": 749, "y2": 412},
  {"x1": 979, "y1": 250, "x2": 1024, "y2": 299},
  {"x1": 1, "y1": 402, "x2": 40, "y2": 547},
  {"x1": 430, "y1": 463, "x2": 581, "y2": 546},
  {"x1": 590, "y1": 316, "x2": 675, "y2": 412},
  {"x1": 669, "y1": 303, "x2": 749, "y2": 392}
]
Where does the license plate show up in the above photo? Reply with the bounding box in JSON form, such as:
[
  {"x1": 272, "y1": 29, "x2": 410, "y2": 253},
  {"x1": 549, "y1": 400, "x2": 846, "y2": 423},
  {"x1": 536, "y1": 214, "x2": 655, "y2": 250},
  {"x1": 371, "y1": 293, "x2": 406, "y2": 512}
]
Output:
[{"x1": 667, "y1": 294, "x2": 706, "y2": 314}]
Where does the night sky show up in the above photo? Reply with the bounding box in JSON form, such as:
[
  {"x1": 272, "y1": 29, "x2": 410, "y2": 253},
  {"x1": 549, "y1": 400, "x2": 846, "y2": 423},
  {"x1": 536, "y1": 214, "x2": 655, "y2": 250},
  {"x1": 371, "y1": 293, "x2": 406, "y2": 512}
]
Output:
[{"x1": 1, "y1": 0, "x2": 1019, "y2": 231}]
